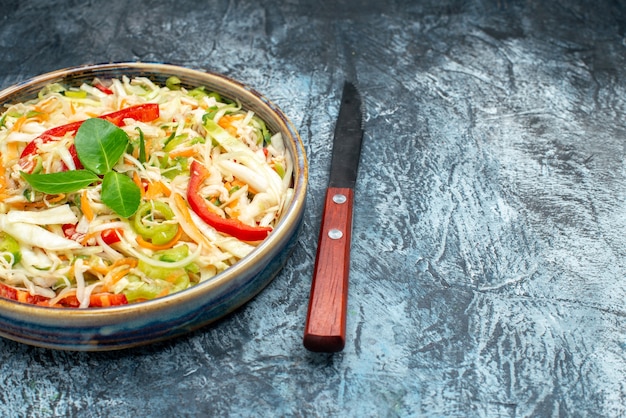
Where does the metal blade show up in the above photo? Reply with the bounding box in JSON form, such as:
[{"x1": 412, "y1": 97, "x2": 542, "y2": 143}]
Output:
[{"x1": 328, "y1": 82, "x2": 364, "y2": 189}]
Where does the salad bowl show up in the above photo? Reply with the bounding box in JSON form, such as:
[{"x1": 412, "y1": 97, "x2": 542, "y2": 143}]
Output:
[{"x1": 0, "y1": 62, "x2": 307, "y2": 350}]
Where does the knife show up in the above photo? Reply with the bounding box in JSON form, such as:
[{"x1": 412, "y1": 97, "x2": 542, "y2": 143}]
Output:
[{"x1": 303, "y1": 81, "x2": 364, "y2": 352}]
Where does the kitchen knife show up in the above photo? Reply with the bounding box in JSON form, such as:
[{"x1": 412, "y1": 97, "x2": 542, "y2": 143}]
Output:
[{"x1": 303, "y1": 81, "x2": 364, "y2": 352}]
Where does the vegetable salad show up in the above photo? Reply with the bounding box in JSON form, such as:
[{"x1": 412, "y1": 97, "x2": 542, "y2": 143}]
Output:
[{"x1": 0, "y1": 76, "x2": 292, "y2": 308}]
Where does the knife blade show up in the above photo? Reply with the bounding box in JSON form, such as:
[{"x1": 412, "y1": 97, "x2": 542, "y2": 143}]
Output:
[{"x1": 303, "y1": 81, "x2": 364, "y2": 352}]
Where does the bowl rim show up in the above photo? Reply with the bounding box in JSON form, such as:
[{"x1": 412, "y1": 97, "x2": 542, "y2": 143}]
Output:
[{"x1": 0, "y1": 62, "x2": 308, "y2": 323}]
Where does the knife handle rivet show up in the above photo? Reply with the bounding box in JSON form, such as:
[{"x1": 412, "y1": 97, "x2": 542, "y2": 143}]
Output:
[
  {"x1": 332, "y1": 194, "x2": 347, "y2": 204},
  {"x1": 328, "y1": 229, "x2": 343, "y2": 240}
]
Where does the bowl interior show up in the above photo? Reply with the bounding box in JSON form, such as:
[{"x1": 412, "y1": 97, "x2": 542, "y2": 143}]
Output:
[{"x1": 0, "y1": 63, "x2": 308, "y2": 349}]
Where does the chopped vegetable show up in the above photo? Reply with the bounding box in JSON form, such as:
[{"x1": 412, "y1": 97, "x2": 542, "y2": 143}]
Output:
[
  {"x1": 187, "y1": 161, "x2": 272, "y2": 241},
  {"x1": 0, "y1": 76, "x2": 292, "y2": 307},
  {"x1": 19, "y1": 103, "x2": 160, "y2": 161},
  {"x1": 0, "y1": 232, "x2": 21, "y2": 265},
  {"x1": 21, "y1": 118, "x2": 142, "y2": 216},
  {"x1": 133, "y1": 200, "x2": 179, "y2": 245}
]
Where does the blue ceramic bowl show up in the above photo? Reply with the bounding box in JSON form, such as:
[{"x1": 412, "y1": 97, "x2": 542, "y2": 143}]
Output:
[{"x1": 0, "y1": 63, "x2": 308, "y2": 351}]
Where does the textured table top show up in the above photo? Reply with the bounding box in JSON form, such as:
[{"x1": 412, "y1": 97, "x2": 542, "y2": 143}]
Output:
[{"x1": 1, "y1": 0, "x2": 626, "y2": 416}]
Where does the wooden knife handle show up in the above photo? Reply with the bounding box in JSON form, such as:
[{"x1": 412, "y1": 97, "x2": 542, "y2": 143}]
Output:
[{"x1": 303, "y1": 186, "x2": 353, "y2": 352}]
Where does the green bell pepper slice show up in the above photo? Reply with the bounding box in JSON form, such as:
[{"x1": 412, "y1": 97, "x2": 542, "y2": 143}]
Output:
[
  {"x1": 132, "y1": 200, "x2": 179, "y2": 245},
  {"x1": 0, "y1": 232, "x2": 21, "y2": 265}
]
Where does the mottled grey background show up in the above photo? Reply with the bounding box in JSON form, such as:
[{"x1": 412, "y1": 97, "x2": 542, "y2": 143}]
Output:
[{"x1": 1, "y1": 0, "x2": 626, "y2": 416}]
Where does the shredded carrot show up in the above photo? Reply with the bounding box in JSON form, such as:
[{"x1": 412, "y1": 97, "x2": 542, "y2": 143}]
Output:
[
  {"x1": 9, "y1": 201, "x2": 43, "y2": 210},
  {"x1": 112, "y1": 257, "x2": 138, "y2": 269},
  {"x1": 110, "y1": 267, "x2": 131, "y2": 285},
  {"x1": 99, "y1": 258, "x2": 138, "y2": 292},
  {"x1": 133, "y1": 171, "x2": 145, "y2": 199},
  {"x1": 144, "y1": 137, "x2": 152, "y2": 160},
  {"x1": 172, "y1": 193, "x2": 213, "y2": 249},
  {"x1": 80, "y1": 231, "x2": 100, "y2": 246},
  {"x1": 225, "y1": 198, "x2": 241, "y2": 219},
  {"x1": 218, "y1": 114, "x2": 244, "y2": 128},
  {"x1": 145, "y1": 180, "x2": 171, "y2": 200},
  {"x1": 9, "y1": 115, "x2": 27, "y2": 133},
  {"x1": 231, "y1": 179, "x2": 246, "y2": 189},
  {"x1": 44, "y1": 194, "x2": 66, "y2": 205},
  {"x1": 5, "y1": 202, "x2": 26, "y2": 210},
  {"x1": 88, "y1": 264, "x2": 110, "y2": 276},
  {"x1": 218, "y1": 114, "x2": 244, "y2": 136},
  {"x1": 4, "y1": 142, "x2": 19, "y2": 162},
  {"x1": 9, "y1": 193, "x2": 67, "y2": 210},
  {"x1": 165, "y1": 271, "x2": 185, "y2": 284},
  {"x1": 32, "y1": 111, "x2": 51, "y2": 122},
  {"x1": 80, "y1": 190, "x2": 94, "y2": 221},
  {"x1": 168, "y1": 147, "x2": 196, "y2": 159},
  {"x1": 27, "y1": 111, "x2": 49, "y2": 124},
  {"x1": 33, "y1": 96, "x2": 57, "y2": 115},
  {"x1": 135, "y1": 226, "x2": 183, "y2": 251},
  {"x1": 0, "y1": 163, "x2": 7, "y2": 198}
]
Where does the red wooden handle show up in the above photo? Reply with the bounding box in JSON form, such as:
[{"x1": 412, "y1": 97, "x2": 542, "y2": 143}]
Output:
[{"x1": 303, "y1": 187, "x2": 353, "y2": 352}]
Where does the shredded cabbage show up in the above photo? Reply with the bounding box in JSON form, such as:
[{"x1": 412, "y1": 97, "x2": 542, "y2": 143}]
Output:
[{"x1": 0, "y1": 76, "x2": 293, "y2": 307}]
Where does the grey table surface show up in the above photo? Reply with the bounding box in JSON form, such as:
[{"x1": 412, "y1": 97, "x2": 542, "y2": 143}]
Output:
[{"x1": 1, "y1": 0, "x2": 626, "y2": 416}]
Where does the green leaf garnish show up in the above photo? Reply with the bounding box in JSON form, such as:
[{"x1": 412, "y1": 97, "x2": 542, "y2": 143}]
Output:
[
  {"x1": 75, "y1": 118, "x2": 129, "y2": 174},
  {"x1": 101, "y1": 172, "x2": 141, "y2": 218},
  {"x1": 20, "y1": 170, "x2": 99, "y2": 194},
  {"x1": 21, "y1": 118, "x2": 141, "y2": 218}
]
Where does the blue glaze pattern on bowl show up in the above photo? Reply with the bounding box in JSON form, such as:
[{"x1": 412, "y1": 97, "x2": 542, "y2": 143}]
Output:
[{"x1": 0, "y1": 63, "x2": 308, "y2": 351}]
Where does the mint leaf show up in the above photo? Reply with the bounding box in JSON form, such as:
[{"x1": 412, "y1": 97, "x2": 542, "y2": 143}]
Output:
[
  {"x1": 101, "y1": 172, "x2": 141, "y2": 217},
  {"x1": 21, "y1": 170, "x2": 99, "y2": 194},
  {"x1": 75, "y1": 118, "x2": 129, "y2": 175}
]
